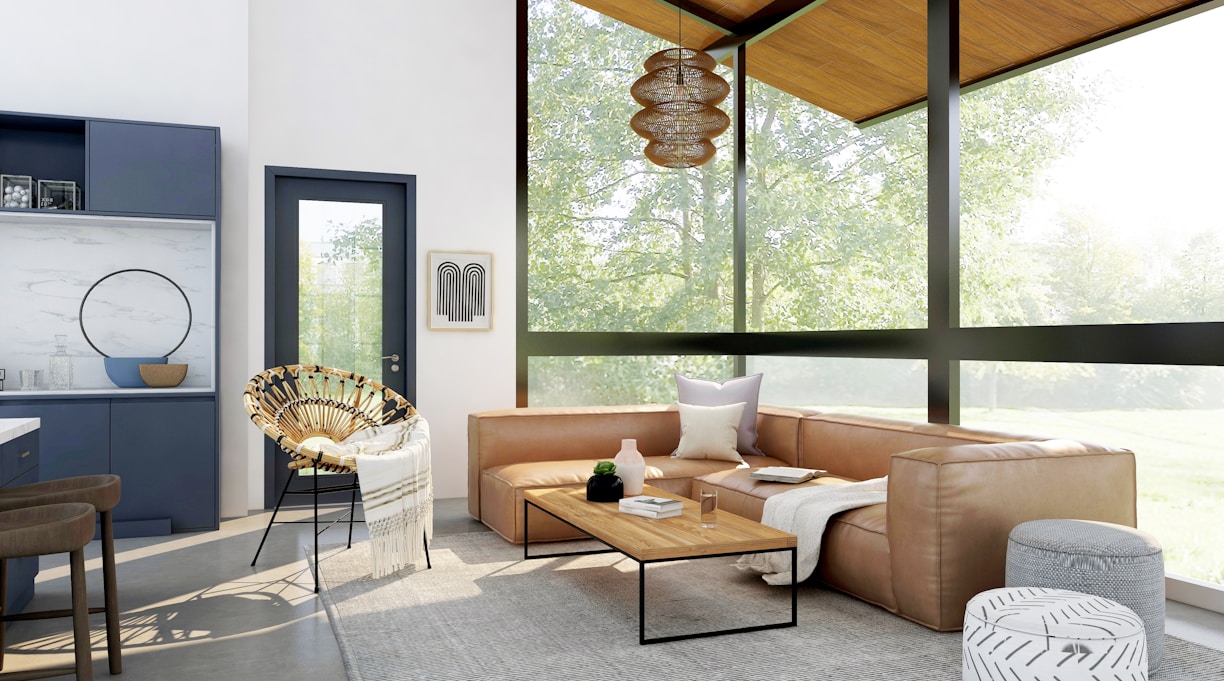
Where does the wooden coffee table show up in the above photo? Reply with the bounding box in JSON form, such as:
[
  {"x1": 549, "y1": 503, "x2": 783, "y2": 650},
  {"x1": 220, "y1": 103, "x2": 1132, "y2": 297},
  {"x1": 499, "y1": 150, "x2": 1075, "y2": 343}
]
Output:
[{"x1": 523, "y1": 485, "x2": 798, "y2": 644}]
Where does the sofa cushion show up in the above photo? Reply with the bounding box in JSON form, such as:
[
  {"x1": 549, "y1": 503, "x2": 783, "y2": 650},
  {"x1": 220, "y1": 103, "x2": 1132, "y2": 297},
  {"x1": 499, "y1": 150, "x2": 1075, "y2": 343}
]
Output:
[
  {"x1": 675, "y1": 402, "x2": 745, "y2": 462},
  {"x1": 691, "y1": 468, "x2": 855, "y2": 522},
  {"x1": 676, "y1": 373, "x2": 765, "y2": 456},
  {"x1": 818, "y1": 503, "x2": 896, "y2": 613}
]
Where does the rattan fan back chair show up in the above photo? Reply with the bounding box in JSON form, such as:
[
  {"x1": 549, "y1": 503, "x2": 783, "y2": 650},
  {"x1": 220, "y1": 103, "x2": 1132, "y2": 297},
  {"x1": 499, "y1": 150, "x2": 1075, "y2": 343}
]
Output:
[{"x1": 244, "y1": 365, "x2": 428, "y2": 591}]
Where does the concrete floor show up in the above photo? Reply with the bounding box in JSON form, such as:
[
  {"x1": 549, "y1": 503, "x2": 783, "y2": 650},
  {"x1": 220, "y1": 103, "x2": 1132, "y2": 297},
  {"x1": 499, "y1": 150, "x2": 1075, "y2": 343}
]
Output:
[{"x1": 3, "y1": 498, "x2": 1221, "y2": 679}]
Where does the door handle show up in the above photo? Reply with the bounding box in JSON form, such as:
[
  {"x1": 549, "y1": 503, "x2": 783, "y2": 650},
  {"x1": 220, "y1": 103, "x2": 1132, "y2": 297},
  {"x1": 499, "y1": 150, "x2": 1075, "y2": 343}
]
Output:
[{"x1": 382, "y1": 354, "x2": 401, "y2": 373}]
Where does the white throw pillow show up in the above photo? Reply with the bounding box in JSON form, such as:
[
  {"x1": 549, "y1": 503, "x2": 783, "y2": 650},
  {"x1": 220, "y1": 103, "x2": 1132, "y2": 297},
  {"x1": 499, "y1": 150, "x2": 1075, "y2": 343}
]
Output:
[
  {"x1": 675, "y1": 373, "x2": 765, "y2": 456},
  {"x1": 674, "y1": 402, "x2": 746, "y2": 462}
]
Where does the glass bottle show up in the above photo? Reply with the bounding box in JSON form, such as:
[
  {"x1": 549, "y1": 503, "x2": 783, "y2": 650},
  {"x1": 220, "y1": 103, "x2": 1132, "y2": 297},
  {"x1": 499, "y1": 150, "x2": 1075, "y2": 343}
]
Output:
[
  {"x1": 613, "y1": 438, "x2": 646, "y2": 496},
  {"x1": 49, "y1": 334, "x2": 73, "y2": 391}
]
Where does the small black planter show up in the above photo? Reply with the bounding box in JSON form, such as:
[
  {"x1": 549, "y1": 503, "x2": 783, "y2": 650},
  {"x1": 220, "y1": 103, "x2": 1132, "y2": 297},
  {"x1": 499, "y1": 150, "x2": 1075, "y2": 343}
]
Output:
[{"x1": 586, "y1": 474, "x2": 624, "y2": 502}]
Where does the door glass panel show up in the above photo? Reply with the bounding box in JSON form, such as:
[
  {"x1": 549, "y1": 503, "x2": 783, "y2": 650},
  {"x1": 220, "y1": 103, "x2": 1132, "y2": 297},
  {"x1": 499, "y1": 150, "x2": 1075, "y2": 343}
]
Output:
[{"x1": 298, "y1": 200, "x2": 384, "y2": 381}]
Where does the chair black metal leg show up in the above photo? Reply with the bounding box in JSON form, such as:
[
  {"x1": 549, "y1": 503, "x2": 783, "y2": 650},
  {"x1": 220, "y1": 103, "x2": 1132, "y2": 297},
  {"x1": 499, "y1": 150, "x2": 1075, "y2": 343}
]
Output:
[
  {"x1": 424, "y1": 529, "x2": 431, "y2": 570},
  {"x1": 313, "y1": 467, "x2": 320, "y2": 593},
  {"x1": 251, "y1": 468, "x2": 297, "y2": 566},
  {"x1": 346, "y1": 473, "x2": 358, "y2": 549}
]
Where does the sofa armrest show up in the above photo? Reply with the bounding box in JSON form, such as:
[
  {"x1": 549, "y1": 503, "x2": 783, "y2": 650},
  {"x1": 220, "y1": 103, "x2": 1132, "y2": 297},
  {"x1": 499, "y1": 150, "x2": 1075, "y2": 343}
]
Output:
[{"x1": 887, "y1": 439, "x2": 1136, "y2": 631}]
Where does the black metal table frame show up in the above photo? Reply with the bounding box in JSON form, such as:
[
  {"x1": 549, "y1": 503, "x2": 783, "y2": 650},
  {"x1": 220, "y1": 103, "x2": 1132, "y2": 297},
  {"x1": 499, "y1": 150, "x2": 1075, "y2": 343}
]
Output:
[{"x1": 523, "y1": 497, "x2": 798, "y2": 645}]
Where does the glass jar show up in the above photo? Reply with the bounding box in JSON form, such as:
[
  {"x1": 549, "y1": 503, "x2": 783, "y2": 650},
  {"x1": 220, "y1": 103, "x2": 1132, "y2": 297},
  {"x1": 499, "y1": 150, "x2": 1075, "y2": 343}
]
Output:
[{"x1": 48, "y1": 334, "x2": 73, "y2": 391}]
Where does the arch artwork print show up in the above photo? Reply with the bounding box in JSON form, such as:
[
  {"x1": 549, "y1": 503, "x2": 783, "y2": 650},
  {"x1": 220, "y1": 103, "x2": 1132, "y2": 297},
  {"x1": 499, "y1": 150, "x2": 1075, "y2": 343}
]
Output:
[{"x1": 427, "y1": 250, "x2": 492, "y2": 330}]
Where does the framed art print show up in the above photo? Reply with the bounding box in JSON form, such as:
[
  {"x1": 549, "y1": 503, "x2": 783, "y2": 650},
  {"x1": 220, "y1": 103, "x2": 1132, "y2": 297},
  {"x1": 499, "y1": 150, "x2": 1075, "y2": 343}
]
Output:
[{"x1": 427, "y1": 250, "x2": 493, "y2": 330}]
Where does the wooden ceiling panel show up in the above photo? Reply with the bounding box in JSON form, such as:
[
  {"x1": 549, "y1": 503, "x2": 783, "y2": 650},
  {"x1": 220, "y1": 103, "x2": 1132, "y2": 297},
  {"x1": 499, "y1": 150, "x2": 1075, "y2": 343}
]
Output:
[
  {"x1": 569, "y1": 0, "x2": 726, "y2": 49},
  {"x1": 707, "y1": 0, "x2": 777, "y2": 24},
  {"x1": 563, "y1": 0, "x2": 1209, "y2": 123}
]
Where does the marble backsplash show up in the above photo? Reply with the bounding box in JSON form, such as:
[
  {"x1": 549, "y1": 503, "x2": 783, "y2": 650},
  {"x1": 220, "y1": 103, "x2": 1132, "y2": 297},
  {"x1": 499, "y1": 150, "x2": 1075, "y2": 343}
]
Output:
[{"x1": 0, "y1": 213, "x2": 215, "y2": 390}]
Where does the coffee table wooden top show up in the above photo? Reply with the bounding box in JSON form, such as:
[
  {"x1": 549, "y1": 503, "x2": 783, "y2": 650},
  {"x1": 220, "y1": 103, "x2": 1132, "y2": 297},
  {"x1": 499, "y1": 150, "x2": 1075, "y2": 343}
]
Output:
[{"x1": 524, "y1": 485, "x2": 797, "y2": 562}]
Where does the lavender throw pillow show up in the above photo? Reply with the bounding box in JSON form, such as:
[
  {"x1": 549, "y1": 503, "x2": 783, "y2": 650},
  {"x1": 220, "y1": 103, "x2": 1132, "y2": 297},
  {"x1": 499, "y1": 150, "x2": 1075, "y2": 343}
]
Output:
[{"x1": 674, "y1": 373, "x2": 765, "y2": 456}]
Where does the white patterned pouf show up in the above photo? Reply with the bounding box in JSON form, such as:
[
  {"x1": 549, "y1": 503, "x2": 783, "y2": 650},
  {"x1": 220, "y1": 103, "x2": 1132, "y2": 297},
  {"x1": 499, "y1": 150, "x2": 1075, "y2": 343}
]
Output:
[{"x1": 963, "y1": 587, "x2": 1147, "y2": 681}]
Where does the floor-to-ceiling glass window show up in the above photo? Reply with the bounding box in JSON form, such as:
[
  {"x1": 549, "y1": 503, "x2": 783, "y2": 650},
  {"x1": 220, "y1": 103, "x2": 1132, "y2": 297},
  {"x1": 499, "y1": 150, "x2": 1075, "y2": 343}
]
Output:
[{"x1": 960, "y1": 9, "x2": 1224, "y2": 585}]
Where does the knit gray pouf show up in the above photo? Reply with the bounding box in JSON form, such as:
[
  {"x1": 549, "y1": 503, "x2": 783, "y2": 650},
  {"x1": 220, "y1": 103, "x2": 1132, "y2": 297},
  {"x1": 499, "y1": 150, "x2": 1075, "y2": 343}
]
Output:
[{"x1": 1006, "y1": 519, "x2": 1165, "y2": 671}]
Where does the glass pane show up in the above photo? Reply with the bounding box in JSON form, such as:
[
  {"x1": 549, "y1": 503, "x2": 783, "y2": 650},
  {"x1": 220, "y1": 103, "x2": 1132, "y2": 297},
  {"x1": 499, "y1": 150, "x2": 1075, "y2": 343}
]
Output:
[
  {"x1": 298, "y1": 200, "x2": 383, "y2": 381},
  {"x1": 962, "y1": 7, "x2": 1224, "y2": 326},
  {"x1": 961, "y1": 361, "x2": 1224, "y2": 585},
  {"x1": 748, "y1": 357, "x2": 927, "y2": 419},
  {"x1": 747, "y1": 79, "x2": 927, "y2": 331},
  {"x1": 527, "y1": 0, "x2": 734, "y2": 332},
  {"x1": 527, "y1": 355, "x2": 734, "y2": 407}
]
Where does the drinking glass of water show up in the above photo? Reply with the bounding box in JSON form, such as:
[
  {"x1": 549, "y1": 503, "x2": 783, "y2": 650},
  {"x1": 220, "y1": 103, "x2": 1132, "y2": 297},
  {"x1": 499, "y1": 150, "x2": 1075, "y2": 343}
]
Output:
[{"x1": 699, "y1": 488, "x2": 718, "y2": 528}]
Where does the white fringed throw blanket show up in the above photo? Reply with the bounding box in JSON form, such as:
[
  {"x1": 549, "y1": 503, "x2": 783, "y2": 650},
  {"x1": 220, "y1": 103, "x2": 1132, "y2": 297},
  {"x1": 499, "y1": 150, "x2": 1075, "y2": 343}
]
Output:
[
  {"x1": 736, "y1": 477, "x2": 887, "y2": 585},
  {"x1": 320, "y1": 416, "x2": 433, "y2": 578}
]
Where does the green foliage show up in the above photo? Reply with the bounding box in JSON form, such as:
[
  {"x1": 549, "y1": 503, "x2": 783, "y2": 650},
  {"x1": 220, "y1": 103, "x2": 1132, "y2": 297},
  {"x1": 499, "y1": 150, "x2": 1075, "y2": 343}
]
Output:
[
  {"x1": 526, "y1": 1, "x2": 1224, "y2": 412},
  {"x1": 298, "y1": 217, "x2": 384, "y2": 379},
  {"x1": 592, "y1": 460, "x2": 616, "y2": 476}
]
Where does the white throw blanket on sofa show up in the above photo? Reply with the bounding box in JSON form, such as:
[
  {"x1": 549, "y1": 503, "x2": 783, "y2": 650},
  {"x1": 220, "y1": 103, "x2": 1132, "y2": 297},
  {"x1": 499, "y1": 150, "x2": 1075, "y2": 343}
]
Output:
[
  {"x1": 735, "y1": 476, "x2": 887, "y2": 586},
  {"x1": 320, "y1": 415, "x2": 433, "y2": 578}
]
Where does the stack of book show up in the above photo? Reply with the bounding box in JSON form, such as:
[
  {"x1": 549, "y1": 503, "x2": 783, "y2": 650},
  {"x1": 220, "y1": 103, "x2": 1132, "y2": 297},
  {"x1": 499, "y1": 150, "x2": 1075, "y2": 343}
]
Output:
[
  {"x1": 749, "y1": 466, "x2": 827, "y2": 483},
  {"x1": 618, "y1": 495, "x2": 683, "y2": 519}
]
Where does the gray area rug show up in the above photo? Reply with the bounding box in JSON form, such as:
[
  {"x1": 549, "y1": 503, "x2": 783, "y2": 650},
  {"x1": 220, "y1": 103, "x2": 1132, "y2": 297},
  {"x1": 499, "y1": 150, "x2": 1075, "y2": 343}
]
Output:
[{"x1": 315, "y1": 533, "x2": 1224, "y2": 681}]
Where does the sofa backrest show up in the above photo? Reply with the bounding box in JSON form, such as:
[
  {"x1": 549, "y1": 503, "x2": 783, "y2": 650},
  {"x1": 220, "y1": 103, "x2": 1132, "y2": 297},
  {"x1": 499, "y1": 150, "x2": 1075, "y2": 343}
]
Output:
[
  {"x1": 467, "y1": 404, "x2": 809, "y2": 519},
  {"x1": 800, "y1": 412, "x2": 1043, "y2": 481}
]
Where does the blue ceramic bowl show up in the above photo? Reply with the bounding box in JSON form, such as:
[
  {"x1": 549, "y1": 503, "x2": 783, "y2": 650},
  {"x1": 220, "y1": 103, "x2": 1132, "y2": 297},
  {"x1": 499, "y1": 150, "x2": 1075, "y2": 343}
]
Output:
[{"x1": 104, "y1": 357, "x2": 167, "y2": 388}]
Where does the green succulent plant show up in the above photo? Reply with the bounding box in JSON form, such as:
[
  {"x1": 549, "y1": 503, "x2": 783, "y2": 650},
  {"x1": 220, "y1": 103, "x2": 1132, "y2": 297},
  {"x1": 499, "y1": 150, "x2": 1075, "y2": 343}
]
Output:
[{"x1": 592, "y1": 461, "x2": 617, "y2": 476}]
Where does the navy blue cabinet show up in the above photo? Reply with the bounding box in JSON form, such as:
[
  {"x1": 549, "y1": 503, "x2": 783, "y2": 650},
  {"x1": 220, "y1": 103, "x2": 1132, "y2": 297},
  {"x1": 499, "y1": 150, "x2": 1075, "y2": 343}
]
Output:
[
  {"x1": 0, "y1": 401, "x2": 110, "y2": 481},
  {"x1": 110, "y1": 399, "x2": 216, "y2": 532},
  {"x1": 87, "y1": 121, "x2": 218, "y2": 217},
  {"x1": 2, "y1": 109, "x2": 220, "y2": 538}
]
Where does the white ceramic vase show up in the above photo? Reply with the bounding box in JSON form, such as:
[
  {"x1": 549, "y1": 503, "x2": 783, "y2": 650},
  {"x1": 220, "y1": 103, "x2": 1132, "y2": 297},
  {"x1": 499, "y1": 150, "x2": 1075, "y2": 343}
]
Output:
[{"x1": 613, "y1": 438, "x2": 646, "y2": 496}]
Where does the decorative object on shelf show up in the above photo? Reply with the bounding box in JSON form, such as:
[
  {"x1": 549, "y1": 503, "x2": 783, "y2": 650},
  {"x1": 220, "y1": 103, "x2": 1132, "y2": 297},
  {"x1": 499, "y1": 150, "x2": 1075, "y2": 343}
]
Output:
[
  {"x1": 0, "y1": 368, "x2": 5, "y2": 391},
  {"x1": 19, "y1": 369, "x2": 42, "y2": 391},
  {"x1": 79, "y1": 268, "x2": 193, "y2": 388},
  {"x1": 1, "y1": 175, "x2": 34, "y2": 208},
  {"x1": 138, "y1": 363, "x2": 188, "y2": 388},
  {"x1": 613, "y1": 438, "x2": 646, "y2": 496},
  {"x1": 103, "y1": 357, "x2": 166, "y2": 388},
  {"x1": 629, "y1": 0, "x2": 730, "y2": 169},
  {"x1": 586, "y1": 460, "x2": 624, "y2": 502},
  {"x1": 48, "y1": 334, "x2": 73, "y2": 390},
  {"x1": 37, "y1": 179, "x2": 81, "y2": 210},
  {"x1": 427, "y1": 251, "x2": 492, "y2": 331}
]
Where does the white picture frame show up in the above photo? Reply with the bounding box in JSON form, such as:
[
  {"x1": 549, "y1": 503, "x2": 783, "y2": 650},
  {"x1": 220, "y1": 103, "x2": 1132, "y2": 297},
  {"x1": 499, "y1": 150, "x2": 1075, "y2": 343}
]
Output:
[{"x1": 427, "y1": 250, "x2": 493, "y2": 331}]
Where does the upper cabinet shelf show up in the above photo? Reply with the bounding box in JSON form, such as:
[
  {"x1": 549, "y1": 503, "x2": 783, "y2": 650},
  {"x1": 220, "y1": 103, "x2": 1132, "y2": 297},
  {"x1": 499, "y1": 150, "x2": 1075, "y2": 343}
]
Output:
[{"x1": 0, "y1": 111, "x2": 218, "y2": 219}]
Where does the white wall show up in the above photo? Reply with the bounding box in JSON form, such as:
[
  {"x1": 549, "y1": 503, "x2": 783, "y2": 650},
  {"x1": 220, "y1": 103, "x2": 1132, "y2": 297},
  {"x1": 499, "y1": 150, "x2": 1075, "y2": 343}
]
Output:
[
  {"x1": 248, "y1": 0, "x2": 517, "y2": 503},
  {"x1": 2, "y1": 0, "x2": 513, "y2": 515},
  {"x1": 0, "y1": 0, "x2": 252, "y2": 518}
]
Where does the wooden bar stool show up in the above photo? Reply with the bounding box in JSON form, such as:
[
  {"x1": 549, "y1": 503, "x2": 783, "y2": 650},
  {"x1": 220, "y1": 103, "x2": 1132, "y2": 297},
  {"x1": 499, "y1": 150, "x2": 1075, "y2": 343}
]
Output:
[
  {"x1": 0, "y1": 476, "x2": 122, "y2": 675},
  {"x1": 0, "y1": 503, "x2": 97, "y2": 680}
]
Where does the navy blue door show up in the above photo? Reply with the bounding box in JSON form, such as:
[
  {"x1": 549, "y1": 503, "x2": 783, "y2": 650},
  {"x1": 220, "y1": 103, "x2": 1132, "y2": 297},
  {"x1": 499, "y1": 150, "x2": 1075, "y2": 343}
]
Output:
[{"x1": 264, "y1": 168, "x2": 416, "y2": 508}]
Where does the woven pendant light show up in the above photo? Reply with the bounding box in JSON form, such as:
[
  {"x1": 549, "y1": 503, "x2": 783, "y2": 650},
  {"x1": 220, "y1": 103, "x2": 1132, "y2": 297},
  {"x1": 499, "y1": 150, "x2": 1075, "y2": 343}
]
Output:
[{"x1": 630, "y1": 6, "x2": 730, "y2": 168}]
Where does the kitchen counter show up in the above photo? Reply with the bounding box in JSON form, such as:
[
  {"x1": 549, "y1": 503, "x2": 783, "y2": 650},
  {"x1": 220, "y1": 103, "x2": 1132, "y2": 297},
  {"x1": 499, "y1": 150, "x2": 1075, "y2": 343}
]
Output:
[{"x1": 0, "y1": 417, "x2": 39, "y2": 445}]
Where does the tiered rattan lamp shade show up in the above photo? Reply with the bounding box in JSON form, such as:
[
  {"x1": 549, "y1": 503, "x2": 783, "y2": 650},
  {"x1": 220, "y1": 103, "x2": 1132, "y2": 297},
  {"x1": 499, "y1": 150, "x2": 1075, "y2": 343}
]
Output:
[{"x1": 631, "y1": 47, "x2": 730, "y2": 168}]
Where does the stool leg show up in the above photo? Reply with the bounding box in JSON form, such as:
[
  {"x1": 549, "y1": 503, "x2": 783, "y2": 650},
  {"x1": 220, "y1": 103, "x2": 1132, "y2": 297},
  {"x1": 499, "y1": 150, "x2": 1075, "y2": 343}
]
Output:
[
  {"x1": 69, "y1": 548, "x2": 94, "y2": 681},
  {"x1": 101, "y1": 510, "x2": 122, "y2": 675}
]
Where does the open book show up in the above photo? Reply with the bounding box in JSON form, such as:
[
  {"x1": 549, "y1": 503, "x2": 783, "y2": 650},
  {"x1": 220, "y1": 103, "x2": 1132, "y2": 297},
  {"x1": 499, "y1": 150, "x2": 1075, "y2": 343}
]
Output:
[{"x1": 749, "y1": 466, "x2": 827, "y2": 484}]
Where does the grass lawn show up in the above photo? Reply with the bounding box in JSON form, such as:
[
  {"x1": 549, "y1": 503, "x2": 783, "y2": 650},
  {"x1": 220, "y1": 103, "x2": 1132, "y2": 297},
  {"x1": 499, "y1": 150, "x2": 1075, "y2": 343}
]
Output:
[{"x1": 817, "y1": 406, "x2": 1224, "y2": 585}]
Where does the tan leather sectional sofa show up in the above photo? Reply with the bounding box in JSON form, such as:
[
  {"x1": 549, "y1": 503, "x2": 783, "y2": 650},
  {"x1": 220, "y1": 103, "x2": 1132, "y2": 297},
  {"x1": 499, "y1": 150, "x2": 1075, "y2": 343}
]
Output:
[{"x1": 467, "y1": 404, "x2": 1137, "y2": 631}]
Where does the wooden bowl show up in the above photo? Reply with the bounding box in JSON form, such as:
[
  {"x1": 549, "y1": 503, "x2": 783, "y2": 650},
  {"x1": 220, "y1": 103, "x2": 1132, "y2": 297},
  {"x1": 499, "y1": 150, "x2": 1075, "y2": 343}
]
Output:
[{"x1": 139, "y1": 363, "x2": 188, "y2": 388}]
